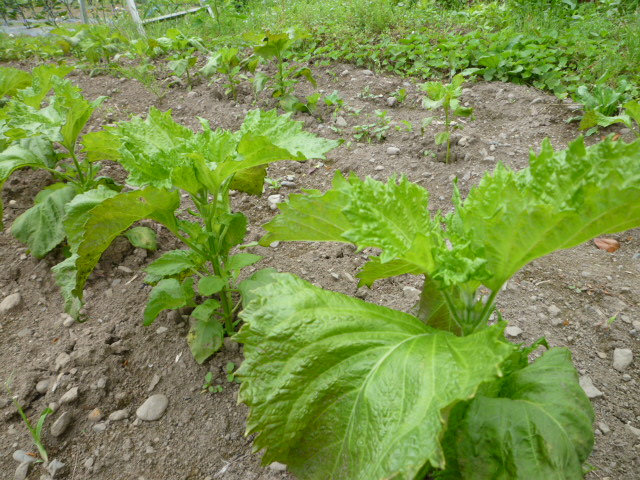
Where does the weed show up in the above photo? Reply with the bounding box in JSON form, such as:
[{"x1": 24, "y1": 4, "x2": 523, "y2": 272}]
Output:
[{"x1": 353, "y1": 109, "x2": 391, "y2": 143}]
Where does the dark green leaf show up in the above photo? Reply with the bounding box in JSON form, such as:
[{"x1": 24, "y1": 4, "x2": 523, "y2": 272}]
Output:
[{"x1": 143, "y1": 278, "x2": 195, "y2": 326}]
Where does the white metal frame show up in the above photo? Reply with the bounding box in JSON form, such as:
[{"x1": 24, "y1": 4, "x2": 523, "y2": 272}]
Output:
[{"x1": 124, "y1": 0, "x2": 214, "y2": 35}]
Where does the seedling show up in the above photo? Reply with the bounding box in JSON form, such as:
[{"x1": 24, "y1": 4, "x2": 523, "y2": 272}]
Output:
[
  {"x1": 353, "y1": 110, "x2": 391, "y2": 143},
  {"x1": 247, "y1": 30, "x2": 317, "y2": 109},
  {"x1": 420, "y1": 74, "x2": 473, "y2": 163},
  {"x1": 201, "y1": 372, "x2": 223, "y2": 394},
  {"x1": 199, "y1": 47, "x2": 256, "y2": 100},
  {"x1": 392, "y1": 87, "x2": 408, "y2": 104},
  {"x1": 5, "y1": 380, "x2": 51, "y2": 463},
  {"x1": 225, "y1": 362, "x2": 238, "y2": 383}
]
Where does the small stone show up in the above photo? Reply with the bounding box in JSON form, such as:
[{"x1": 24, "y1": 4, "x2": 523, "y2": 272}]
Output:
[
  {"x1": 579, "y1": 375, "x2": 603, "y2": 399},
  {"x1": 547, "y1": 304, "x2": 561, "y2": 317},
  {"x1": 136, "y1": 394, "x2": 169, "y2": 421},
  {"x1": 530, "y1": 97, "x2": 544, "y2": 105},
  {"x1": 46, "y1": 459, "x2": 65, "y2": 477},
  {"x1": 335, "y1": 116, "x2": 347, "y2": 127},
  {"x1": 386, "y1": 97, "x2": 397, "y2": 107},
  {"x1": 625, "y1": 424, "x2": 640, "y2": 439},
  {"x1": 87, "y1": 408, "x2": 103, "y2": 423},
  {"x1": 374, "y1": 165, "x2": 384, "y2": 171},
  {"x1": 482, "y1": 156, "x2": 495, "y2": 163},
  {"x1": 362, "y1": 69, "x2": 374, "y2": 76},
  {"x1": 340, "y1": 69, "x2": 349, "y2": 77},
  {"x1": 36, "y1": 379, "x2": 51, "y2": 394},
  {"x1": 269, "y1": 462, "x2": 287, "y2": 472},
  {"x1": 156, "y1": 327, "x2": 168, "y2": 334},
  {"x1": 402, "y1": 286, "x2": 420, "y2": 303},
  {"x1": 613, "y1": 348, "x2": 633, "y2": 372},
  {"x1": 598, "y1": 422, "x2": 610, "y2": 435},
  {"x1": 458, "y1": 136, "x2": 469, "y2": 147},
  {"x1": 505, "y1": 326, "x2": 523, "y2": 338},
  {"x1": 84, "y1": 457, "x2": 94, "y2": 469},
  {"x1": 55, "y1": 352, "x2": 71, "y2": 371},
  {"x1": 108, "y1": 409, "x2": 130, "y2": 422},
  {"x1": 330, "y1": 272, "x2": 340, "y2": 280},
  {"x1": 92, "y1": 422, "x2": 107, "y2": 433},
  {"x1": 596, "y1": 351, "x2": 607, "y2": 359},
  {"x1": 14, "y1": 462, "x2": 30, "y2": 480},
  {"x1": 60, "y1": 313, "x2": 75, "y2": 328},
  {"x1": 17, "y1": 328, "x2": 33, "y2": 338},
  {"x1": 622, "y1": 374, "x2": 632, "y2": 381},
  {"x1": 50, "y1": 412, "x2": 72, "y2": 437},
  {"x1": 147, "y1": 374, "x2": 161, "y2": 392},
  {"x1": 223, "y1": 337, "x2": 240, "y2": 353},
  {"x1": 117, "y1": 265, "x2": 133, "y2": 274},
  {"x1": 59, "y1": 387, "x2": 78, "y2": 404},
  {"x1": 387, "y1": 147, "x2": 400, "y2": 155},
  {"x1": 13, "y1": 450, "x2": 38, "y2": 464},
  {"x1": 267, "y1": 194, "x2": 283, "y2": 210},
  {"x1": 0, "y1": 293, "x2": 22, "y2": 313}
]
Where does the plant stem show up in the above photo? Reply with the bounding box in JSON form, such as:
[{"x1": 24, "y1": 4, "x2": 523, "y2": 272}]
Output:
[{"x1": 68, "y1": 149, "x2": 87, "y2": 188}]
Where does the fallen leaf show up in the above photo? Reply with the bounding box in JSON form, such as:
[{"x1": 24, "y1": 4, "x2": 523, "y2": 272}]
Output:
[
  {"x1": 612, "y1": 134, "x2": 621, "y2": 141},
  {"x1": 594, "y1": 237, "x2": 620, "y2": 253}
]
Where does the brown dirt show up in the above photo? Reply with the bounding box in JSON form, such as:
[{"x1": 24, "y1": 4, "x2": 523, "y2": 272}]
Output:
[{"x1": 1, "y1": 59, "x2": 639, "y2": 480}]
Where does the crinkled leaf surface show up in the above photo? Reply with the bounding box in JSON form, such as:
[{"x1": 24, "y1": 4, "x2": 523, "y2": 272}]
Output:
[
  {"x1": 236, "y1": 273, "x2": 514, "y2": 480},
  {"x1": 74, "y1": 187, "x2": 180, "y2": 299},
  {"x1": 11, "y1": 183, "x2": 77, "y2": 257},
  {"x1": 448, "y1": 137, "x2": 640, "y2": 290},
  {"x1": 52, "y1": 254, "x2": 83, "y2": 319},
  {"x1": 144, "y1": 249, "x2": 204, "y2": 283},
  {"x1": 443, "y1": 348, "x2": 594, "y2": 480},
  {"x1": 107, "y1": 108, "x2": 339, "y2": 192}
]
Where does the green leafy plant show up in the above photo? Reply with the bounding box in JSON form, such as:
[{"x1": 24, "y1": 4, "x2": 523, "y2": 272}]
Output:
[
  {"x1": 571, "y1": 83, "x2": 635, "y2": 135},
  {"x1": 247, "y1": 30, "x2": 317, "y2": 109},
  {"x1": 225, "y1": 361, "x2": 238, "y2": 383},
  {"x1": 5, "y1": 380, "x2": 51, "y2": 463},
  {"x1": 67, "y1": 108, "x2": 339, "y2": 363},
  {"x1": 392, "y1": 87, "x2": 408, "y2": 104},
  {"x1": 420, "y1": 74, "x2": 473, "y2": 163},
  {"x1": 199, "y1": 47, "x2": 256, "y2": 100},
  {"x1": 235, "y1": 135, "x2": 640, "y2": 479},
  {"x1": 579, "y1": 99, "x2": 640, "y2": 137},
  {"x1": 202, "y1": 371, "x2": 224, "y2": 393},
  {"x1": 353, "y1": 109, "x2": 391, "y2": 143}
]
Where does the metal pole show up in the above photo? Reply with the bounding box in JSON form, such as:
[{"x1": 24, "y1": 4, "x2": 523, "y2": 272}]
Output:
[
  {"x1": 124, "y1": 0, "x2": 146, "y2": 36},
  {"x1": 78, "y1": 0, "x2": 89, "y2": 23}
]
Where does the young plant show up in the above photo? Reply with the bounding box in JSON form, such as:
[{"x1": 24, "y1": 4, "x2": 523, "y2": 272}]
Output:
[
  {"x1": 420, "y1": 74, "x2": 473, "y2": 163},
  {"x1": 570, "y1": 82, "x2": 634, "y2": 135},
  {"x1": 247, "y1": 30, "x2": 317, "y2": 110},
  {"x1": 353, "y1": 109, "x2": 391, "y2": 143},
  {"x1": 5, "y1": 380, "x2": 51, "y2": 464},
  {"x1": 199, "y1": 47, "x2": 256, "y2": 100},
  {"x1": 579, "y1": 99, "x2": 640, "y2": 137},
  {"x1": 68, "y1": 109, "x2": 338, "y2": 363},
  {"x1": 202, "y1": 372, "x2": 223, "y2": 394},
  {"x1": 235, "y1": 135, "x2": 640, "y2": 479}
]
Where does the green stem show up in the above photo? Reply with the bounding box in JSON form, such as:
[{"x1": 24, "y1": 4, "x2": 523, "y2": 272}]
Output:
[
  {"x1": 444, "y1": 106, "x2": 451, "y2": 164},
  {"x1": 68, "y1": 148, "x2": 87, "y2": 187}
]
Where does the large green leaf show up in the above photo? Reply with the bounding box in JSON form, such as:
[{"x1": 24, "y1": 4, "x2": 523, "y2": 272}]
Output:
[
  {"x1": 144, "y1": 249, "x2": 204, "y2": 283},
  {"x1": 63, "y1": 185, "x2": 119, "y2": 252},
  {"x1": 448, "y1": 136, "x2": 640, "y2": 290},
  {"x1": 0, "y1": 137, "x2": 57, "y2": 229},
  {"x1": 11, "y1": 184, "x2": 77, "y2": 258},
  {"x1": 15, "y1": 64, "x2": 74, "y2": 108},
  {"x1": 236, "y1": 273, "x2": 514, "y2": 480},
  {"x1": 442, "y1": 348, "x2": 594, "y2": 479},
  {"x1": 74, "y1": 187, "x2": 180, "y2": 299},
  {"x1": 0, "y1": 67, "x2": 31, "y2": 98}
]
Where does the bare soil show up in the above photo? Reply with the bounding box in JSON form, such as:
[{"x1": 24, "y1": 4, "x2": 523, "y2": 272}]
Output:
[{"x1": 1, "y1": 59, "x2": 639, "y2": 480}]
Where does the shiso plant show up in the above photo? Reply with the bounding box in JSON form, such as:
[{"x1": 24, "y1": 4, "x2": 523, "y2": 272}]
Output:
[
  {"x1": 66, "y1": 108, "x2": 338, "y2": 363},
  {"x1": 420, "y1": 74, "x2": 473, "y2": 163},
  {"x1": 235, "y1": 135, "x2": 640, "y2": 479}
]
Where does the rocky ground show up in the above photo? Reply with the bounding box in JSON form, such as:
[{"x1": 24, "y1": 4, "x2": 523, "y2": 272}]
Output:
[{"x1": 0, "y1": 59, "x2": 639, "y2": 480}]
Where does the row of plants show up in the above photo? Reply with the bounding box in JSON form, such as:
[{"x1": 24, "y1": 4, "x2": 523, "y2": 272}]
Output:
[{"x1": 3, "y1": 61, "x2": 640, "y2": 478}]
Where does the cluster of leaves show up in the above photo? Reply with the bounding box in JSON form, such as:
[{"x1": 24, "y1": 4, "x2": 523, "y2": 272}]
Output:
[
  {"x1": 580, "y1": 100, "x2": 640, "y2": 137},
  {"x1": 420, "y1": 74, "x2": 473, "y2": 163},
  {"x1": 64, "y1": 107, "x2": 338, "y2": 363},
  {"x1": 235, "y1": 135, "x2": 640, "y2": 479},
  {"x1": 0, "y1": 64, "x2": 157, "y2": 317},
  {"x1": 353, "y1": 109, "x2": 391, "y2": 143}
]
